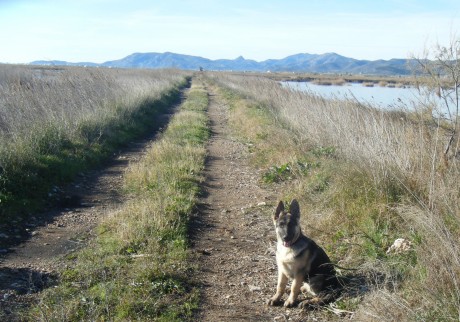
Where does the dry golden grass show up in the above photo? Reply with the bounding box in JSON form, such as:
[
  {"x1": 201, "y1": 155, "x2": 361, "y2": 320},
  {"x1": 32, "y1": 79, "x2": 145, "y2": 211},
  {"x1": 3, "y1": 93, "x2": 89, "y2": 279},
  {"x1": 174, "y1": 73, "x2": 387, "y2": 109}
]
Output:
[
  {"x1": 0, "y1": 65, "x2": 187, "y2": 139},
  {"x1": 252, "y1": 71, "x2": 415, "y2": 87},
  {"x1": 219, "y1": 89, "x2": 303, "y2": 168},
  {"x1": 312, "y1": 78, "x2": 347, "y2": 86}
]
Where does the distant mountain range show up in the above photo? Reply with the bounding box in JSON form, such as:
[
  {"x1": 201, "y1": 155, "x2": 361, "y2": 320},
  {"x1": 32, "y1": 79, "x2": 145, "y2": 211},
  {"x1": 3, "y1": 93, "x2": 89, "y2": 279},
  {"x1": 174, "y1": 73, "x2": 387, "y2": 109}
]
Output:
[{"x1": 30, "y1": 52, "x2": 413, "y2": 75}]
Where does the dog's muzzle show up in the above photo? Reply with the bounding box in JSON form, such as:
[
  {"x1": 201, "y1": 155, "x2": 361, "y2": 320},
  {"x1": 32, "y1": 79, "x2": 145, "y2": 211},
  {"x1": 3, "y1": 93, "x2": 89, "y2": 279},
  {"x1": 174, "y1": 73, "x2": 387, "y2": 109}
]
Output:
[{"x1": 283, "y1": 240, "x2": 293, "y2": 247}]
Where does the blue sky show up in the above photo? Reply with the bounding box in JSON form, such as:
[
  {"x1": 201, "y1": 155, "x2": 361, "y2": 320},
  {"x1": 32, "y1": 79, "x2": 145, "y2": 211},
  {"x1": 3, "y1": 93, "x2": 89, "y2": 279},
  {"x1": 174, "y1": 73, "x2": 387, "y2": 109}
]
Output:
[{"x1": 1, "y1": 0, "x2": 459, "y2": 63}]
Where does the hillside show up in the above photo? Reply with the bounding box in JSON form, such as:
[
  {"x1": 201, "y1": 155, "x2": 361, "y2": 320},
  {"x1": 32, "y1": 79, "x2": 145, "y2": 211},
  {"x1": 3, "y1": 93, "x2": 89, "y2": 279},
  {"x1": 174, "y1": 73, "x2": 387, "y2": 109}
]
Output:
[{"x1": 30, "y1": 52, "x2": 412, "y2": 75}]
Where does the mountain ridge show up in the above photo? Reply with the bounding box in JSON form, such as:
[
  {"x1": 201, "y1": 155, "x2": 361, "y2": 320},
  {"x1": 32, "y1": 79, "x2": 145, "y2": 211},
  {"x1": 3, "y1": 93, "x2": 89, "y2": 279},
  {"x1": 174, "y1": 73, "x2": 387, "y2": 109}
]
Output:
[{"x1": 30, "y1": 52, "x2": 413, "y2": 75}]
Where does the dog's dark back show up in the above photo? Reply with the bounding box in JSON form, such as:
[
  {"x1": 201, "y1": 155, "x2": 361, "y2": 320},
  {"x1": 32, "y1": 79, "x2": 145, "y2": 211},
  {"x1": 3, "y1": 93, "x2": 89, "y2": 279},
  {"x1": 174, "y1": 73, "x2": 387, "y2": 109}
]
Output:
[{"x1": 301, "y1": 236, "x2": 338, "y2": 289}]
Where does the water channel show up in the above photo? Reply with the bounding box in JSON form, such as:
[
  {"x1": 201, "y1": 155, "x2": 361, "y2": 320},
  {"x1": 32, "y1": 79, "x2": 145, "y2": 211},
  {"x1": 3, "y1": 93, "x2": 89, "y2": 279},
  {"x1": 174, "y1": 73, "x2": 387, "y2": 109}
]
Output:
[{"x1": 283, "y1": 81, "x2": 429, "y2": 111}]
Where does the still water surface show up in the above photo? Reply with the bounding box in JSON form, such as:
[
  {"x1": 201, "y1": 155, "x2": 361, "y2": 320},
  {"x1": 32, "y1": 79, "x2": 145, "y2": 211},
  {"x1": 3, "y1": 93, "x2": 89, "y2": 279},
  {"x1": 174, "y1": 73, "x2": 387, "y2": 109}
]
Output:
[{"x1": 283, "y1": 81, "x2": 422, "y2": 110}]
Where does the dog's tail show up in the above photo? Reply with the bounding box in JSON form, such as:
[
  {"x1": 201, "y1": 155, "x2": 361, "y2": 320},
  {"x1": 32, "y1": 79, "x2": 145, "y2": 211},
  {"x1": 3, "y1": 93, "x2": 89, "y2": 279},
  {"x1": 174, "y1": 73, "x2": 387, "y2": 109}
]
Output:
[{"x1": 320, "y1": 262, "x2": 358, "y2": 271}]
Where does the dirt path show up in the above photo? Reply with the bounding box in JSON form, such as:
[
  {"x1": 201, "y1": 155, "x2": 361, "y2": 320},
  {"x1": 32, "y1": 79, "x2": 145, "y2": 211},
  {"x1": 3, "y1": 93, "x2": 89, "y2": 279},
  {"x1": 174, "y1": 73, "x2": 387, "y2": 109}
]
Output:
[
  {"x1": 192, "y1": 88, "x2": 308, "y2": 321},
  {"x1": 0, "y1": 111, "x2": 175, "y2": 317}
]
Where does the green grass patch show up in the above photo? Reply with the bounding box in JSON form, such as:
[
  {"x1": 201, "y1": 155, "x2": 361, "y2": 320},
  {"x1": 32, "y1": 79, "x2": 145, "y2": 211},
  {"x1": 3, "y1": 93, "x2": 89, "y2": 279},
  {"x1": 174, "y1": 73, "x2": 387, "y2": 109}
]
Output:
[{"x1": 28, "y1": 81, "x2": 209, "y2": 321}]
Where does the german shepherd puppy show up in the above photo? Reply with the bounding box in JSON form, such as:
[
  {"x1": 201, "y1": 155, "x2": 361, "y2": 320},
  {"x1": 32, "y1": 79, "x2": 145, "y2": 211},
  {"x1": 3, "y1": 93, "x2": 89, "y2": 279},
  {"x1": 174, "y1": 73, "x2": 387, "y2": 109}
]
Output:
[{"x1": 267, "y1": 199, "x2": 340, "y2": 308}]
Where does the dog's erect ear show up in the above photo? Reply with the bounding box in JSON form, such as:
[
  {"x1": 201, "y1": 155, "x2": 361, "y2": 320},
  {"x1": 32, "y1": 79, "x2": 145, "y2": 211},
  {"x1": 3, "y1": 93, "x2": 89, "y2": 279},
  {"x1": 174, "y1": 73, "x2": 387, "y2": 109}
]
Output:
[
  {"x1": 274, "y1": 201, "x2": 284, "y2": 220},
  {"x1": 289, "y1": 199, "x2": 300, "y2": 220}
]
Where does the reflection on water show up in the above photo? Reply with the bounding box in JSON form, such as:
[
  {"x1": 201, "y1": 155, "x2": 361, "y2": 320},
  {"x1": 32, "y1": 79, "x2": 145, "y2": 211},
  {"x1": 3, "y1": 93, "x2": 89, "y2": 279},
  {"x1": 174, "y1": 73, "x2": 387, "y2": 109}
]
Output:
[{"x1": 283, "y1": 81, "x2": 423, "y2": 110}]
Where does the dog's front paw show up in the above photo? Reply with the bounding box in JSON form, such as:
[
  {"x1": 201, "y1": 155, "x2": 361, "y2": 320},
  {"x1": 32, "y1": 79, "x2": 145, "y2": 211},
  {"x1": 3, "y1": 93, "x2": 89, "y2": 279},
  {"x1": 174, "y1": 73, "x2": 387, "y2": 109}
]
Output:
[
  {"x1": 283, "y1": 298, "x2": 296, "y2": 308},
  {"x1": 267, "y1": 296, "x2": 282, "y2": 306}
]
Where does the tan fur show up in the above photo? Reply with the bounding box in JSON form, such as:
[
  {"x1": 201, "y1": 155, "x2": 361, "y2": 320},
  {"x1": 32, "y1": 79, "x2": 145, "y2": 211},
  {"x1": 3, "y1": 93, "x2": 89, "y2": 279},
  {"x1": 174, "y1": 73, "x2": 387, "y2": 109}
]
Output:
[{"x1": 270, "y1": 231, "x2": 316, "y2": 307}]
